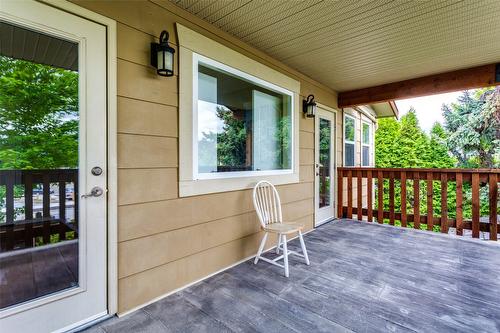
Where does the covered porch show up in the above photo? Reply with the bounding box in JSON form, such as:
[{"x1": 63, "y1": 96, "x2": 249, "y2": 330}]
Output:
[{"x1": 83, "y1": 219, "x2": 500, "y2": 333}]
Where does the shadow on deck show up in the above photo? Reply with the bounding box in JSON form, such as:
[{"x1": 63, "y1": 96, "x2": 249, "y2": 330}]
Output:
[{"x1": 83, "y1": 219, "x2": 500, "y2": 333}]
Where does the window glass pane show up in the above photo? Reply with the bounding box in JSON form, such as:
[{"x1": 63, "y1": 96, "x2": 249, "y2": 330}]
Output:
[
  {"x1": 362, "y1": 123, "x2": 370, "y2": 144},
  {"x1": 319, "y1": 118, "x2": 331, "y2": 208},
  {"x1": 345, "y1": 143, "x2": 355, "y2": 166},
  {"x1": 344, "y1": 116, "x2": 355, "y2": 142},
  {"x1": 197, "y1": 63, "x2": 292, "y2": 174},
  {"x1": 362, "y1": 146, "x2": 370, "y2": 166}
]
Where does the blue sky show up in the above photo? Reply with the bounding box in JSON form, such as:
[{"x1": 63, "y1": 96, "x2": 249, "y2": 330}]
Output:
[{"x1": 395, "y1": 91, "x2": 462, "y2": 133}]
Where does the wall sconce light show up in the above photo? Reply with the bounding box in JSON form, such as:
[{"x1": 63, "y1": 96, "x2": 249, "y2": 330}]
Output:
[
  {"x1": 151, "y1": 30, "x2": 175, "y2": 77},
  {"x1": 303, "y1": 94, "x2": 316, "y2": 118}
]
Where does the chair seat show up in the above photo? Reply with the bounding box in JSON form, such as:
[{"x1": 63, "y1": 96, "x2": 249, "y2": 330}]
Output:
[{"x1": 263, "y1": 222, "x2": 303, "y2": 234}]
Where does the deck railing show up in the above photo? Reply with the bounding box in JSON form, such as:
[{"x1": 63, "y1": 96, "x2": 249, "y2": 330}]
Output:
[
  {"x1": 0, "y1": 169, "x2": 78, "y2": 252},
  {"x1": 337, "y1": 167, "x2": 499, "y2": 240}
]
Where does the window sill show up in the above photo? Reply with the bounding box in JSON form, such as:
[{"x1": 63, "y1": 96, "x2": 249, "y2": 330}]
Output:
[{"x1": 179, "y1": 173, "x2": 300, "y2": 197}]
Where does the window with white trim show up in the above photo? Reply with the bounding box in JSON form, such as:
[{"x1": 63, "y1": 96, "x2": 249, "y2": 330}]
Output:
[
  {"x1": 344, "y1": 114, "x2": 356, "y2": 166},
  {"x1": 195, "y1": 55, "x2": 293, "y2": 179},
  {"x1": 362, "y1": 121, "x2": 372, "y2": 166}
]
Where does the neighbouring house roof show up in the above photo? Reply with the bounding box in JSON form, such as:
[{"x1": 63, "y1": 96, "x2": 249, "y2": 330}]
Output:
[{"x1": 170, "y1": 0, "x2": 500, "y2": 93}]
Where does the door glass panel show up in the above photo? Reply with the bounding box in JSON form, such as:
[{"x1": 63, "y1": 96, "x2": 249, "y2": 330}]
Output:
[
  {"x1": 318, "y1": 118, "x2": 331, "y2": 208},
  {"x1": 0, "y1": 22, "x2": 79, "y2": 309}
]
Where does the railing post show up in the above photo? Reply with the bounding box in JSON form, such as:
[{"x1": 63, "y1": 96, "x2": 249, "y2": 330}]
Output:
[
  {"x1": 347, "y1": 170, "x2": 353, "y2": 219},
  {"x1": 489, "y1": 174, "x2": 498, "y2": 241},
  {"x1": 377, "y1": 170, "x2": 383, "y2": 224},
  {"x1": 401, "y1": 171, "x2": 407, "y2": 227},
  {"x1": 389, "y1": 171, "x2": 395, "y2": 225},
  {"x1": 357, "y1": 170, "x2": 363, "y2": 221},
  {"x1": 337, "y1": 169, "x2": 343, "y2": 218},
  {"x1": 367, "y1": 170, "x2": 373, "y2": 222},
  {"x1": 426, "y1": 172, "x2": 433, "y2": 231},
  {"x1": 472, "y1": 173, "x2": 480, "y2": 238},
  {"x1": 413, "y1": 172, "x2": 420, "y2": 229},
  {"x1": 456, "y1": 172, "x2": 463, "y2": 236},
  {"x1": 440, "y1": 173, "x2": 448, "y2": 234}
]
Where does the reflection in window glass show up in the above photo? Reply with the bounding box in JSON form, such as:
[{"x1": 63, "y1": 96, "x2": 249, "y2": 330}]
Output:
[
  {"x1": 362, "y1": 122, "x2": 371, "y2": 166},
  {"x1": 362, "y1": 122, "x2": 370, "y2": 144},
  {"x1": 319, "y1": 118, "x2": 331, "y2": 208},
  {"x1": 197, "y1": 62, "x2": 292, "y2": 174},
  {"x1": 362, "y1": 146, "x2": 370, "y2": 167},
  {"x1": 0, "y1": 23, "x2": 79, "y2": 309},
  {"x1": 345, "y1": 116, "x2": 355, "y2": 142},
  {"x1": 345, "y1": 143, "x2": 355, "y2": 166},
  {"x1": 344, "y1": 115, "x2": 355, "y2": 166}
]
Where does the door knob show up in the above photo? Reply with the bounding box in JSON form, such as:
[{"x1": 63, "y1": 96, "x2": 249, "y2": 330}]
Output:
[{"x1": 81, "y1": 186, "x2": 104, "y2": 198}]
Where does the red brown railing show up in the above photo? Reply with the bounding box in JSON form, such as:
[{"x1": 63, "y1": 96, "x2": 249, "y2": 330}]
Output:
[
  {"x1": 0, "y1": 169, "x2": 78, "y2": 252},
  {"x1": 337, "y1": 167, "x2": 499, "y2": 240}
]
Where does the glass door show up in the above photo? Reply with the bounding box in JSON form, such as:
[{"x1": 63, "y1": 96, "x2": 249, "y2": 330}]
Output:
[
  {"x1": 315, "y1": 108, "x2": 335, "y2": 226},
  {"x1": 0, "y1": 1, "x2": 107, "y2": 332}
]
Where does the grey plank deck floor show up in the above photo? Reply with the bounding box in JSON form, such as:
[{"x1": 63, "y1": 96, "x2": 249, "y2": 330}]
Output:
[
  {"x1": 0, "y1": 241, "x2": 78, "y2": 309},
  {"x1": 83, "y1": 219, "x2": 500, "y2": 333}
]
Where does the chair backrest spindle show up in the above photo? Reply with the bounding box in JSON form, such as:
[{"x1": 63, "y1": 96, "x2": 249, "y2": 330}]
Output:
[{"x1": 253, "y1": 181, "x2": 283, "y2": 228}]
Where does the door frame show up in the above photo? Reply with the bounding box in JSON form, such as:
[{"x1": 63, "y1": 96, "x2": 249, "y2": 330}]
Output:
[
  {"x1": 46, "y1": 0, "x2": 119, "y2": 318},
  {"x1": 314, "y1": 103, "x2": 338, "y2": 227},
  {"x1": 1, "y1": 0, "x2": 118, "y2": 320}
]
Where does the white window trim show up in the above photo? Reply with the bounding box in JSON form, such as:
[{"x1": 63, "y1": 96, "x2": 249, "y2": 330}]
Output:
[
  {"x1": 361, "y1": 120, "x2": 373, "y2": 167},
  {"x1": 177, "y1": 24, "x2": 300, "y2": 197},
  {"x1": 192, "y1": 54, "x2": 295, "y2": 180},
  {"x1": 343, "y1": 114, "x2": 356, "y2": 166}
]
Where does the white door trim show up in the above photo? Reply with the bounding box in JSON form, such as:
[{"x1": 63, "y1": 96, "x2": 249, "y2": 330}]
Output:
[
  {"x1": 314, "y1": 104, "x2": 337, "y2": 227},
  {"x1": 42, "y1": 0, "x2": 118, "y2": 318}
]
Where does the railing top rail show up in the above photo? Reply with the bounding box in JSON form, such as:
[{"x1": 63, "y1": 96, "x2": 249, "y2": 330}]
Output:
[
  {"x1": 0, "y1": 169, "x2": 78, "y2": 185},
  {"x1": 337, "y1": 167, "x2": 500, "y2": 174}
]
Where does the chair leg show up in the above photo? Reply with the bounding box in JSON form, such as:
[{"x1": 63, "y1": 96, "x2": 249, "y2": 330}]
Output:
[
  {"x1": 254, "y1": 232, "x2": 268, "y2": 264},
  {"x1": 282, "y1": 234, "x2": 289, "y2": 277},
  {"x1": 276, "y1": 234, "x2": 281, "y2": 254},
  {"x1": 298, "y1": 230, "x2": 310, "y2": 265}
]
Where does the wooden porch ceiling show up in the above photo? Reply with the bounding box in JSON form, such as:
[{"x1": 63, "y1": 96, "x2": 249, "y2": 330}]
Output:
[{"x1": 169, "y1": 0, "x2": 500, "y2": 99}]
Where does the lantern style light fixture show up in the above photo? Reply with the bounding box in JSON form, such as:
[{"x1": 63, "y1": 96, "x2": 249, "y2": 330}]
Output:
[
  {"x1": 151, "y1": 30, "x2": 175, "y2": 77},
  {"x1": 303, "y1": 94, "x2": 317, "y2": 118}
]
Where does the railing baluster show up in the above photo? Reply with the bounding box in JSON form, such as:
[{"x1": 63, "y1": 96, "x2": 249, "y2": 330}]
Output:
[
  {"x1": 357, "y1": 170, "x2": 363, "y2": 221},
  {"x1": 59, "y1": 180, "x2": 67, "y2": 241},
  {"x1": 377, "y1": 170, "x2": 383, "y2": 224},
  {"x1": 413, "y1": 172, "x2": 420, "y2": 229},
  {"x1": 24, "y1": 173, "x2": 34, "y2": 248},
  {"x1": 472, "y1": 173, "x2": 480, "y2": 238},
  {"x1": 347, "y1": 170, "x2": 353, "y2": 219},
  {"x1": 337, "y1": 169, "x2": 343, "y2": 218},
  {"x1": 367, "y1": 170, "x2": 373, "y2": 222},
  {"x1": 441, "y1": 173, "x2": 448, "y2": 234},
  {"x1": 456, "y1": 173, "x2": 463, "y2": 236},
  {"x1": 6, "y1": 171, "x2": 15, "y2": 224},
  {"x1": 401, "y1": 171, "x2": 407, "y2": 227},
  {"x1": 489, "y1": 174, "x2": 497, "y2": 241},
  {"x1": 389, "y1": 171, "x2": 395, "y2": 225},
  {"x1": 427, "y1": 172, "x2": 433, "y2": 231}
]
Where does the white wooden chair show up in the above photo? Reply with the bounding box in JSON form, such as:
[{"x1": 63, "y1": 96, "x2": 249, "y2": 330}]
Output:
[{"x1": 252, "y1": 180, "x2": 310, "y2": 277}]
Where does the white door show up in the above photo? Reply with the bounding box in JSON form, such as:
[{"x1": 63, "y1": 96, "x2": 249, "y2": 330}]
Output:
[
  {"x1": 315, "y1": 107, "x2": 336, "y2": 226},
  {"x1": 0, "y1": 1, "x2": 107, "y2": 332}
]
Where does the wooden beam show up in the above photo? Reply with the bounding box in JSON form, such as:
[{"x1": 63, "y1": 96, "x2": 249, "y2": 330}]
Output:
[{"x1": 338, "y1": 63, "x2": 499, "y2": 108}]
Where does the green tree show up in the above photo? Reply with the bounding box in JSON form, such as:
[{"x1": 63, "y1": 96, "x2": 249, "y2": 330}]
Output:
[
  {"x1": 375, "y1": 108, "x2": 455, "y2": 231},
  {"x1": 0, "y1": 56, "x2": 79, "y2": 170},
  {"x1": 442, "y1": 88, "x2": 500, "y2": 168}
]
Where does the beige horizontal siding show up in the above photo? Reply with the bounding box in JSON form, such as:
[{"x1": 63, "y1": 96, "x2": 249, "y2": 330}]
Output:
[{"x1": 71, "y1": 0, "x2": 340, "y2": 314}]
